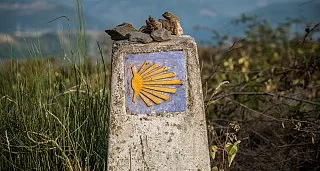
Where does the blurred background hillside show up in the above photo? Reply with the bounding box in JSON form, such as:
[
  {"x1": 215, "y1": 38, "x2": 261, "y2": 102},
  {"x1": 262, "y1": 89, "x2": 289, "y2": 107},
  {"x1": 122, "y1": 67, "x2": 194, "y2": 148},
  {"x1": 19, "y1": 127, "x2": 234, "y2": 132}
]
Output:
[{"x1": 0, "y1": 0, "x2": 319, "y2": 58}]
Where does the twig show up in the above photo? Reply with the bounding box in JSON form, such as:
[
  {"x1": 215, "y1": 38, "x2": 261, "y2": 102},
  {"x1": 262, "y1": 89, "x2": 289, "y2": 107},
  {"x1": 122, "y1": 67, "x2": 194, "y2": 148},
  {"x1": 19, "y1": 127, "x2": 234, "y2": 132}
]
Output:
[
  {"x1": 47, "y1": 16, "x2": 70, "y2": 24},
  {"x1": 228, "y1": 97, "x2": 282, "y2": 121},
  {"x1": 211, "y1": 92, "x2": 320, "y2": 106},
  {"x1": 301, "y1": 22, "x2": 320, "y2": 45},
  {"x1": 277, "y1": 142, "x2": 314, "y2": 148},
  {"x1": 225, "y1": 38, "x2": 246, "y2": 54}
]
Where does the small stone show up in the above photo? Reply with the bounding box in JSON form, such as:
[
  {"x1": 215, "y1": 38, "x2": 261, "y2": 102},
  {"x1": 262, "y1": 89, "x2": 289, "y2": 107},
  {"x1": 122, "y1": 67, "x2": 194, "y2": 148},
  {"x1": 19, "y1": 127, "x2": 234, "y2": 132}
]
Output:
[
  {"x1": 151, "y1": 28, "x2": 172, "y2": 42},
  {"x1": 139, "y1": 16, "x2": 163, "y2": 34},
  {"x1": 161, "y1": 11, "x2": 184, "y2": 36},
  {"x1": 128, "y1": 32, "x2": 153, "y2": 44},
  {"x1": 105, "y1": 23, "x2": 137, "y2": 40},
  {"x1": 139, "y1": 25, "x2": 148, "y2": 32}
]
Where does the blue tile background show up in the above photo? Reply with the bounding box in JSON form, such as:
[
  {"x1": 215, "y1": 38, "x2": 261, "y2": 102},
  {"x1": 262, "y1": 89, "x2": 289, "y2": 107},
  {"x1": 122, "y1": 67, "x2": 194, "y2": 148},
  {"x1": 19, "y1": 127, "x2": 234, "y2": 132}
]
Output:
[{"x1": 124, "y1": 51, "x2": 186, "y2": 114}]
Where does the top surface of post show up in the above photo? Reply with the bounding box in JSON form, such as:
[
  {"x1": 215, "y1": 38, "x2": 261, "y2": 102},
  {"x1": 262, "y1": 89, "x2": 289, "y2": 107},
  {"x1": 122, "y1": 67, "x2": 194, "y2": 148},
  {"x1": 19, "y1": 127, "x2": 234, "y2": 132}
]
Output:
[
  {"x1": 113, "y1": 35, "x2": 195, "y2": 46},
  {"x1": 112, "y1": 35, "x2": 197, "y2": 56}
]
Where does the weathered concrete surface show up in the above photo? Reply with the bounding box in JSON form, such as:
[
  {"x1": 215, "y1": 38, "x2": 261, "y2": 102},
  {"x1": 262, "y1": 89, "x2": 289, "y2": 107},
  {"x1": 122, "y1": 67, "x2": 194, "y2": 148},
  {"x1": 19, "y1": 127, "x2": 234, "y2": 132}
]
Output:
[{"x1": 108, "y1": 35, "x2": 210, "y2": 171}]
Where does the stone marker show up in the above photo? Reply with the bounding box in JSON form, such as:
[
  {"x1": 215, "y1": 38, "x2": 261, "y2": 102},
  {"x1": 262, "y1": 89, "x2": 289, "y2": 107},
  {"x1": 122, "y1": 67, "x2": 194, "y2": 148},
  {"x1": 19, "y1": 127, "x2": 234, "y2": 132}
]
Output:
[{"x1": 108, "y1": 35, "x2": 210, "y2": 171}]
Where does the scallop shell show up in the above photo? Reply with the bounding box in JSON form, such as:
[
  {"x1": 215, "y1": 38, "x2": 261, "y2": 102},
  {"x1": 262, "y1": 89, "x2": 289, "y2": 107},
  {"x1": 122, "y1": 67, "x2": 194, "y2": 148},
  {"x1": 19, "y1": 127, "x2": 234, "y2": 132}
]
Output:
[{"x1": 131, "y1": 61, "x2": 182, "y2": 107}]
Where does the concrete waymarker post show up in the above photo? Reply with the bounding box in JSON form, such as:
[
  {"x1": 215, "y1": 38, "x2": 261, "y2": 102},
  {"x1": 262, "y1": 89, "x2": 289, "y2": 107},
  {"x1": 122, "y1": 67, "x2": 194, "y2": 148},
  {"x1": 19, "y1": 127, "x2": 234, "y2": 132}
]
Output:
[{"x1": 108, "y1": 35, "x2": 210, "y2": 171}]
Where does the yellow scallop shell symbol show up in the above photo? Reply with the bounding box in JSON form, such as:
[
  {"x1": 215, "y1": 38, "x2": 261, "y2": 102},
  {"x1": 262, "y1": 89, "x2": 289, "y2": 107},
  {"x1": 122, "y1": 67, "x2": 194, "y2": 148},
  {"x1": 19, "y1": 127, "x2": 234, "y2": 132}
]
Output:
[{"x1": 131, "y1": 61, "x2": 182, "y2": 107}]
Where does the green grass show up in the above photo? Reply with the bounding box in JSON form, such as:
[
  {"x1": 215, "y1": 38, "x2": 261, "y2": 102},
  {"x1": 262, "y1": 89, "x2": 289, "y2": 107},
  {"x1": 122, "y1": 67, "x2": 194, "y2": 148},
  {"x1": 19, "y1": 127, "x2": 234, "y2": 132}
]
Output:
[
  {"x1": 0, "y1": 57, "x2": 110, "y2": 170},
  {"x1": 0, "y1": 0, "x2": 111, "y2": 170}
]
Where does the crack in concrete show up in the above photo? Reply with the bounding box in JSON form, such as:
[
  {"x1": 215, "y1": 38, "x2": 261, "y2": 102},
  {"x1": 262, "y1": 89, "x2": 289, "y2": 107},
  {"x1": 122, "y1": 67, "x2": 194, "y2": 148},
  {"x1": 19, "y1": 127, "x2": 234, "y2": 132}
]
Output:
[{"x1": 140, "y1": 135, "x2": 150, "y2": 171}]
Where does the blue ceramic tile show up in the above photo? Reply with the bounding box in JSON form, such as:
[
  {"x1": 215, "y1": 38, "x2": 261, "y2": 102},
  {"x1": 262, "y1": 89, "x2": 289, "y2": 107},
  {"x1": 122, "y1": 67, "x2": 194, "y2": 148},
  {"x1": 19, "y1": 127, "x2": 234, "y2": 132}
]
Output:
[{"x1": 124, "y1": 51, "x2": 186, "y2": 114}]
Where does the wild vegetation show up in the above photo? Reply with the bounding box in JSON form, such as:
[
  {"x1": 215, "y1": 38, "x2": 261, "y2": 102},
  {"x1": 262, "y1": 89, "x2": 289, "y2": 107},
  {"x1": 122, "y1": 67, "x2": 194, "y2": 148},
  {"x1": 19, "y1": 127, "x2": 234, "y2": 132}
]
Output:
[
  {"x1": 201, "y1": 15, "x2": 320, "y2": 170},
  {"x1": 1, "y1": 1, "x2": 110, "y2": 170},
  {"x1": 0, "y1": 3, "x2": 320, "y2": 171}
]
